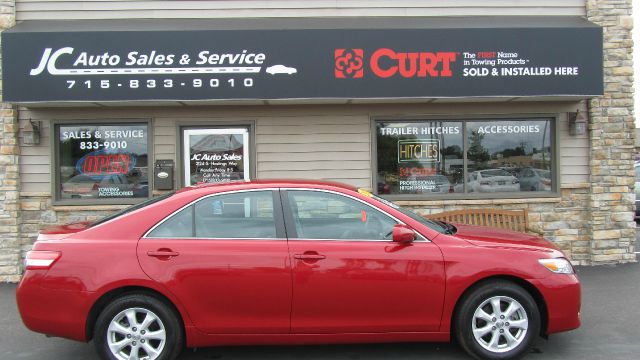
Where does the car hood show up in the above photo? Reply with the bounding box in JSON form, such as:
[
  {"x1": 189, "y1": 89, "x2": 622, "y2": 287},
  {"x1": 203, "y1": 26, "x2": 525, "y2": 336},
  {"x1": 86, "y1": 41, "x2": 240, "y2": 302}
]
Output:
[
  {"x1": 451, "y1": 223, "x2": 559, "y2": 252},
  {"x1": 38, "y1": 221, "x2": 93, "y2": 240}
]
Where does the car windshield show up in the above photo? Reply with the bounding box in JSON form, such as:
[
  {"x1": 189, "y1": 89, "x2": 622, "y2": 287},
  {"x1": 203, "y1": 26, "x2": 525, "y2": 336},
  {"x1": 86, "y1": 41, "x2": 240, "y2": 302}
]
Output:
[
  {"x1": 91, "y1": 191, "x2": 175, "y2": 227},
  {"x1": 365, "y1": 191, "x2": 450, "y2": 234}
]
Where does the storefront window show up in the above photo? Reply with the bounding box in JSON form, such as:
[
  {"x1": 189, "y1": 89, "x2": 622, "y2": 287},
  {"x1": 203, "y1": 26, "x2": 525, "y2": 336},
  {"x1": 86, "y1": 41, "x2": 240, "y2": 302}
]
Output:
[
  {"x1": 466, "y1": 120, "x2": 553, "y2": 193},
  {"x1": 377, "y1": 121, "x2": 463, "y2": 195},
  {"x1": 57, "y1": 123, "x2": 149, "y2": 201},
  {"x1": 376, "y1": 118, "x2": 554, "y2": 197},
  {"x1": 183, "y1": 128, "x2": 249, "y2": 186}
]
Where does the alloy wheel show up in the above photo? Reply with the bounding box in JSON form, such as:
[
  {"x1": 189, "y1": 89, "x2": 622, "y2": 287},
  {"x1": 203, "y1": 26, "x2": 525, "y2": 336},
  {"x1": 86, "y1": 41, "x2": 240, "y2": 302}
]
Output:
[
  {"x1": 471, "y1": 296, "x2": 529, "y2": 353},
  {"x1": 107, "y1": 307, "x2": 167, "y2": 360}
]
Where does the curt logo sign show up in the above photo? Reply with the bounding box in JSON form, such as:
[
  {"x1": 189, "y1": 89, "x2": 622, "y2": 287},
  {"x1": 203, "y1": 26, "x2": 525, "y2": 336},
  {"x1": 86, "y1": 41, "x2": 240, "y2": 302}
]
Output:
[
  {"x1": 334, "y1": 48, "x2": 457, "y2": 79},
  {"x1": 334, "y1": 49, "x2": 364, "y2": 78}
]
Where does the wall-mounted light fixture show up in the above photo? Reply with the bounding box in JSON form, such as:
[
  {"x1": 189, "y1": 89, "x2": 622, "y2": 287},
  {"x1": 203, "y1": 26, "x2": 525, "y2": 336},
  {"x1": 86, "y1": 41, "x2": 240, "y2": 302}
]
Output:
[
  {"x1": 23, "y1": 120, "x2": 41, "y2": 145},
  {"x1": 568, "y1": 109, "x2": 587, "y2": 136}
]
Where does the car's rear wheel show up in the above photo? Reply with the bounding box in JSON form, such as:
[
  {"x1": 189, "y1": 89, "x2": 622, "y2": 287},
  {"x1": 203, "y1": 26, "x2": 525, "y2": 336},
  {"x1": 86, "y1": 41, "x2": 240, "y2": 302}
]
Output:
[
  {"x1": 94, "y1": 294, "x2": 183, "y2": 360},
  {"x1": 455, "y1": 281, "x2": 540, "y2": 360}
]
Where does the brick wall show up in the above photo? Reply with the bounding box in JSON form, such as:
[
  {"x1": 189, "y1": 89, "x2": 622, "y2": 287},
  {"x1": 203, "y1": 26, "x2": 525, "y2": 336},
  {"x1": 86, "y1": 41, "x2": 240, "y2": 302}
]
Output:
[
  {"x1": 586, "y1": 0, "x2": 637, "y2": 263},
  {"x1": 0, "y1": 0, "x2": 20, "y2": 282},
  {"x1": 400, "y1": 184, "x2": 592, "y2": 265}
]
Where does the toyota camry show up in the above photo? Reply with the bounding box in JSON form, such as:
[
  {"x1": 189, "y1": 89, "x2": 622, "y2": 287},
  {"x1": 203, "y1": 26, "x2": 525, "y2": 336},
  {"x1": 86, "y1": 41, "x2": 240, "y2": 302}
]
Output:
[{"x1": 17, "y1": 179, "x2": 580, "y2": 360}]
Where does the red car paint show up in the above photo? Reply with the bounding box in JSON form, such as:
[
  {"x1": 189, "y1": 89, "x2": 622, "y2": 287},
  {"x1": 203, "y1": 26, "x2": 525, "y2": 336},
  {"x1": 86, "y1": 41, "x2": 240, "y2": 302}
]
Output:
[{"x1": 16, "y1": 179, "x2": 580, "y2": 348}]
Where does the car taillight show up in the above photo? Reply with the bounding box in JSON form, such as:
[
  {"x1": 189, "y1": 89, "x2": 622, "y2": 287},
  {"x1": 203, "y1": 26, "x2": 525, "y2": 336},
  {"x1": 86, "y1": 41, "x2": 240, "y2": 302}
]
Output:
[
  {"x1": 24, "y1": 251, "x2": 61, "y2": 270},
  {"x1": 542, "y1": 179, "x2": 552, "y2": 185}
]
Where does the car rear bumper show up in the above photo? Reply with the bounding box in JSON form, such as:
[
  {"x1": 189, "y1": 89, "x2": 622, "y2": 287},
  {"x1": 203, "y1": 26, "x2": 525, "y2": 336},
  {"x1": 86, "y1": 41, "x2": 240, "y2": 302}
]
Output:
[
  {"x1": 532, "y1": 273, "x2": 581, "y2": 335},
  {"x1": 16, "y1": 272, "x2": 93, "y2": 342}
]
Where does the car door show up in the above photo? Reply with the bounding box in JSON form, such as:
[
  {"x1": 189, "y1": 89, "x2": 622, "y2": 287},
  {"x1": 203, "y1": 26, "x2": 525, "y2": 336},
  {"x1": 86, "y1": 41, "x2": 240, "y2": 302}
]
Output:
[
  {"x1": 282, "y1": 189, "x2": 446, "y2": 334},
  {"x1": 137, "y1": 189, "x2": 291, "y2": 334}
]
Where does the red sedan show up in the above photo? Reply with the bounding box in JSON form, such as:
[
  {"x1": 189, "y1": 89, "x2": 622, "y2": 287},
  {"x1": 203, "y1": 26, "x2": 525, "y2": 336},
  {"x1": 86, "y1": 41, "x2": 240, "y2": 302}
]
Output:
[{"x1": 17, "y1": 180, "x2": 580, "y2": 360}]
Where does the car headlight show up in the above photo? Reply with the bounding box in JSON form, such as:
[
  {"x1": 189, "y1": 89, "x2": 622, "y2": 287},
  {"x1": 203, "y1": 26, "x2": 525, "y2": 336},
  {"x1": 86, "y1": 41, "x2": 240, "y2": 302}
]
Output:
[{"x1": 538, "y1": 258, "x2": 574, "y2": 274}]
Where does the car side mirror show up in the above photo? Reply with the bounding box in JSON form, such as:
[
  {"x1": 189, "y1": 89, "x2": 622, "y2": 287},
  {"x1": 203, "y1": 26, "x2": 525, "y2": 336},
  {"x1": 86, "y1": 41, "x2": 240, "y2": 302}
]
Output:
[{"x1": 392, "y1": 224, "x2": 416, "y2": 244}]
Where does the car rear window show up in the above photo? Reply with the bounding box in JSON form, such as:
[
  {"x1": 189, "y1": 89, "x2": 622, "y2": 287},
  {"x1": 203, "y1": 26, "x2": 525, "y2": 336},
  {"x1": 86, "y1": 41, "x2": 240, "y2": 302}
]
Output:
[{"x1": 91, "y1": 191, "x2": 175, "y2": 227}]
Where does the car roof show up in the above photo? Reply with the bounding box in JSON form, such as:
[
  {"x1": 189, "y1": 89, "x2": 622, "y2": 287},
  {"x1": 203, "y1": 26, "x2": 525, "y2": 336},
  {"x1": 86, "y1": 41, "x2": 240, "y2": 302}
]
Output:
[{"x1": 176, "y1": 179, "x2": 358, "y2": 195}]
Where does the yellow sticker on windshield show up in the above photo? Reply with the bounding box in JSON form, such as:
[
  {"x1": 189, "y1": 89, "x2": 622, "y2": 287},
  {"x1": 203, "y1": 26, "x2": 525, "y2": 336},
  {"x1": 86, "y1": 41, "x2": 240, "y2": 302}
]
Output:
[{"x1": 358, "y1": 188, "x2": 373, "y2": 197}]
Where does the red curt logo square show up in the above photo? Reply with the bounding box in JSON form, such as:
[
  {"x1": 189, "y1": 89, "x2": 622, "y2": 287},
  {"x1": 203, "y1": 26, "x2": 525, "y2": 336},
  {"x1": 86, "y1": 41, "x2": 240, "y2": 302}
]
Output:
[{"x1": 334, "y1": 49, "x2": 364, "y2": 78}]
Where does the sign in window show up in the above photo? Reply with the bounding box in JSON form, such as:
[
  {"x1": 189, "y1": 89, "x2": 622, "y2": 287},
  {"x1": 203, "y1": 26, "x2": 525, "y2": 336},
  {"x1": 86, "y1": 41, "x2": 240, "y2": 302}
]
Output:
[
  {"x1": 57, "y1": 123, "x2": 149, "y2": 201},
  {"x1": 376, "y1": 119, "x2": 553, "y2": 196},
  {"x1": 182, "y1": 128, "x2": 249, "y2": 186}
]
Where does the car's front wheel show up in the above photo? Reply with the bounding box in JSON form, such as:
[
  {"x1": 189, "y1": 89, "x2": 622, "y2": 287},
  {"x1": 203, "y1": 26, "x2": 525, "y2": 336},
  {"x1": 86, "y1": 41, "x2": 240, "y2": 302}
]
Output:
[
  {"x1": 455, "y1": 281, "x2": 541, "y2": 360},
  {"x1": 94, "y1": 294, "x2": 184, "y2": 360}
]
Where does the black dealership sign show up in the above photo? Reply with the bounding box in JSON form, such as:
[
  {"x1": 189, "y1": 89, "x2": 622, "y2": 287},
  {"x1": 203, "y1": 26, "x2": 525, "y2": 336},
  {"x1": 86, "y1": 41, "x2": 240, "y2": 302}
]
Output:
[{"x1": 2, "y1": 24, "x2": 603, "y2": 103}]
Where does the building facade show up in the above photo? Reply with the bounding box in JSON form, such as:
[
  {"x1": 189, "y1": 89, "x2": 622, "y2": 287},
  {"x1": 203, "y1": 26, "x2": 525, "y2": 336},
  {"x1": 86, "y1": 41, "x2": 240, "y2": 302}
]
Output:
[{"x1": 0, "y1": 0, "x2": 636, "y2": 281}]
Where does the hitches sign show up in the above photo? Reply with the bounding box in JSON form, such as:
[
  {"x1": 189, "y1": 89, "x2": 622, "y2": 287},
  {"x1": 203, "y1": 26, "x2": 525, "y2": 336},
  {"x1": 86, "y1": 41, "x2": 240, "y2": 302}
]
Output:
[{"x1": 2, "y1": 24, "x2": 603, "y2": 102}]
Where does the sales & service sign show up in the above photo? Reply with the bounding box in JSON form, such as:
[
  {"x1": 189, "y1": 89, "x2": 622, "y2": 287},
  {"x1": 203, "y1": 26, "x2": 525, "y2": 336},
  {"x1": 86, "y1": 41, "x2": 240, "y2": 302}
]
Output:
[{"x1": 2, "y1": 23, "x2": 603, "y2": 102}]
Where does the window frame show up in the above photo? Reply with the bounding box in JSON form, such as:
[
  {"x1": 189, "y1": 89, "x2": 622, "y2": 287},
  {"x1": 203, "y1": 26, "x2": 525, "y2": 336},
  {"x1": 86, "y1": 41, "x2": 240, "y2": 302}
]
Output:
[
  {"x1": 51, "y1": 119, "x2": 153, "y2": 206},
  {"x1": 176, "y1": 121, "x2": 256, "y2": 189},
  {"x1": 371, "y1": 114, "x2": 560, "y2": 200},
  {"x1": 143, "y1": 188, "x2": 286, "y2": 240}
]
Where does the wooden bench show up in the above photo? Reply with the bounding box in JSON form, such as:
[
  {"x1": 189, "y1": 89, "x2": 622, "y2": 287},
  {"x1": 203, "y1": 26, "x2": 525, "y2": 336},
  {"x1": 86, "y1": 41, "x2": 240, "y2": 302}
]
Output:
[{"x1": 424, "y1": 208, "x2": 539, "y2": 234}]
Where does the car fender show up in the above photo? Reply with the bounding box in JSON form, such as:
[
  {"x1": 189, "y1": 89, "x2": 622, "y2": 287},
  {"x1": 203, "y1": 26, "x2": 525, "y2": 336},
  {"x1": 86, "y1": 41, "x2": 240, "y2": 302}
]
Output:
[
  {"x1": 86, "y1": 278, "x2": 197, "y2": 339},
  {"x1": 435, "y1": 238, "x2": 552, "y2": 333}
]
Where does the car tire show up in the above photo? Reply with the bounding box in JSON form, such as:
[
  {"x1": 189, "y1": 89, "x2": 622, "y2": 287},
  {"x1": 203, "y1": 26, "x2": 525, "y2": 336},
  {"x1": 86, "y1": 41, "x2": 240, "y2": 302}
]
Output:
[
  {"x1": 455, "y1": 280, "x2": 540, "y2": 360},
  {"x1": 94, "y1": 293, "x2": 184, "y2": 360}
]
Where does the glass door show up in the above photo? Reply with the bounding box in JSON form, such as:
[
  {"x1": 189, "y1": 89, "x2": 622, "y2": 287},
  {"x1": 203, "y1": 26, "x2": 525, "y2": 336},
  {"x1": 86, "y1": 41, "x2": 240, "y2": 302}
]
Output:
[{"x1": 182, "y1": 128, "x2": 249, "y2": 186}]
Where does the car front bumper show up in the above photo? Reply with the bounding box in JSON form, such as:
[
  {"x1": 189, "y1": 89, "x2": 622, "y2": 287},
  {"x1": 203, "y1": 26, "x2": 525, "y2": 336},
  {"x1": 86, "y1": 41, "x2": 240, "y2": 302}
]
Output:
[{"x1": 531, "y1": 273, "x2": 581, "y2": 335}]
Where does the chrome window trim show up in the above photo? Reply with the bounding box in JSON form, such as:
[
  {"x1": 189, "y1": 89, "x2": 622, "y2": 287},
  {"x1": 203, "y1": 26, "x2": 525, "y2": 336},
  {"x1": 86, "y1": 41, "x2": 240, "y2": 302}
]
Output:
[
  {"x1": 144, "y1": 237, "x2": 287, "y2": 241},
  {"x1": 287, "y1": 237, "x2": 426, "y2": 242},
  {"x1": 281, "y1": 187, "x2": 429, "y2": 242},
  {"x1": 142, "y1": 188, "x2": 279, "y2": 239}
]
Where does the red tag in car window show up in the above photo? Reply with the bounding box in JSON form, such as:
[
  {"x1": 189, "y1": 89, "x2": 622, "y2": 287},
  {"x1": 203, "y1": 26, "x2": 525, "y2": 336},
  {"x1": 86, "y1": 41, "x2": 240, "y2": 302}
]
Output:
[{"x1": 361, "y1": 210, "x2": 367, "y2": 222}]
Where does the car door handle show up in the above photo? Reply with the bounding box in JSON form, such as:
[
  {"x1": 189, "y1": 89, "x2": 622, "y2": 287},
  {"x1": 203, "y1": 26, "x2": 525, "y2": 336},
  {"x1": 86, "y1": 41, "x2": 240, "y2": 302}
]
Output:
[
  {"x1": 147, "y1": 250, "x2": 180, "y2": 258},
  {"x1": 294, "y1": 253, "x2": 326, "y2": 260}
]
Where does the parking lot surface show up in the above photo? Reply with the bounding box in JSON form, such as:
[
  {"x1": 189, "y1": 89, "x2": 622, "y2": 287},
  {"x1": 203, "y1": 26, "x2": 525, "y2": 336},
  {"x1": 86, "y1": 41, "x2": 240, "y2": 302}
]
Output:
[{"x1": 1, "y1": 262, "x2": 639, "y2": 360}]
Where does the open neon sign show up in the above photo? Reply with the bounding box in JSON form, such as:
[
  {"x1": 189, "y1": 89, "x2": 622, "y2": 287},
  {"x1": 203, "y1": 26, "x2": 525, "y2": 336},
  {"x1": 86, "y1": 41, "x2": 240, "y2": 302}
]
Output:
[{"x1": 76, "y1": 150, "x2": 137, "y2": 177}]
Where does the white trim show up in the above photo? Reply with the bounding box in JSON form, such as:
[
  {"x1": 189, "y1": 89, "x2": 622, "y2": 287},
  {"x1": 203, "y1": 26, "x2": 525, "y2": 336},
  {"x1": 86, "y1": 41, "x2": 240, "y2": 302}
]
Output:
[{"x1": 182, "y1": 128, "x2": 250, "y2": 187}]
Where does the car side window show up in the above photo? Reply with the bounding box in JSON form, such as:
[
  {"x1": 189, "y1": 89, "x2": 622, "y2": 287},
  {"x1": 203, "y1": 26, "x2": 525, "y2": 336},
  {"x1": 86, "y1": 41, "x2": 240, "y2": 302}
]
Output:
[
  {"x1": 147, "y1": 190, "x2": 277, "y2": 239},
  {"x1": 194, "y1": 191, "x2": 277, "y2": 239},
  {"x1": 287, "y1": 190, "x2": 397, "y2": 240},
  {"x1": 147, "y1": 205, "x2": 195, "y2": 238}
]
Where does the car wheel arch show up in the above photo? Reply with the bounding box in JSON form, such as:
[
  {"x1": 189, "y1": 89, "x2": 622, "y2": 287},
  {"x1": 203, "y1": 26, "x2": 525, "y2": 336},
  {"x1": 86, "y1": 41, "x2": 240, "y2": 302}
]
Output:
[
  {"x1": 85, "y1": 285, "x2": 187, "y2": 342},
  {"x1": 449, "y1": 275, "x2": 549, "y2": 338}
]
